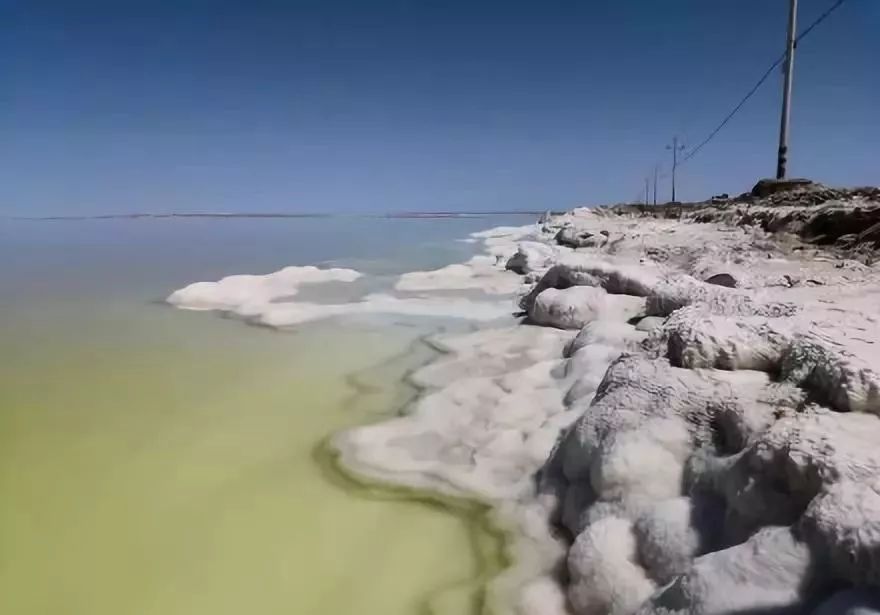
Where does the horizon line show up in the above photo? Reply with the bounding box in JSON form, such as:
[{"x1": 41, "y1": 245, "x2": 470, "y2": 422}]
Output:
[{"x1": 2, "y1": 209, "x2": 556, "y2": 221}]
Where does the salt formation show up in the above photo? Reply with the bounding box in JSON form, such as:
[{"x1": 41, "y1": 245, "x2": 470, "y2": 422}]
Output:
[
  {"x1": 527, "y1": 286, "x2": 645, "y2": 329},
  {"x1": 535, "y1": 196, "x2": 880, "y2": 615},
  {"x1": 170, "y1": 187, "x2": 880, "y2": 615},
  {"x1": 395, "y1": 255, "x2": 525, "y2": 294},
  {"x1": 506, "y1": 241, "x2": 559, "y2": 274},
  {"x1": 168, "y1": 265, "x2": 362, "y2": 310},
  {"x1": 397, "y1": 224, "x2": 538, "y2": 292},
  {"x1": 167, "y1": 265, "x2": 515, "y2": 325},
  {"x1": 341, "y1": 191, "x2": 880, "y2": 615}
]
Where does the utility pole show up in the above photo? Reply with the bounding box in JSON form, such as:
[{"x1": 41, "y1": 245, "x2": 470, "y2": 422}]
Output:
[
  {"x1": 644, "y1": 178, "x2": 650, "y2": 206},
  {"x1": 777, "y1": 0, "x2": 798, "y2": 179},
  {"x1": 653, "y1": 165, "x2": 659, "y2": 206},
  {"x1": 667, "y1": 137, "x2": 685, "y2": 202}
]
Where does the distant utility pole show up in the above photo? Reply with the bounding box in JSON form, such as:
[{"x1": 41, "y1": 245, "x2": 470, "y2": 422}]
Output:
[
  {"x1": 667, "y1": 137, "x2": 685, "y2": 202},
  {"x1": 644, "y1": 178, "x2": 650, "y2": 206},
  {"x1": 777, "y1": 0, "x2": 799, "y2": 179},
  {"x1": 653, "y1": 165, "x2": 659, "y2": 206}
]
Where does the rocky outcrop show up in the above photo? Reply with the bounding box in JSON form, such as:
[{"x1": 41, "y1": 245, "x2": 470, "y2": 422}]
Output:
[
  {"x1": 527, "y1": 286, "x2": 645, "y2": 329},
  {"x1": 684, "y1": 184, "x2": 880, "y2": 260},
  {"x1": 750, "y1": 177, "x2": 818, "y2": 198},
  {"x1": 506, "y1": 241, "x2": 560, "y2": 274},
  {"x1": 521, "y1": 191, "x2": 880, "y2": 615},
  {"x1": 556, "y1": 227, "x2": 610, "y2": 249}
]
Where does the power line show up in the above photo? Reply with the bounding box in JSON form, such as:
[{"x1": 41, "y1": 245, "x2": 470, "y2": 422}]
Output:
[
  {"x1": 678, "y1": 0, "x2": 850, "y2": 167},
  {"x1": 680, "y1": 58, "x2": 783, "y2": 166},
  {"x1": 795, "y1": 0, "x2": 848, "y2": 44}
]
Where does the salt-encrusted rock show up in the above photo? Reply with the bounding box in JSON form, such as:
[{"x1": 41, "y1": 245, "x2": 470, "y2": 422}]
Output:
[
  {"x1": 560, "y1": 356, "x2": 730, "y2": 483},
  {"x1": 633, "y1": 496, "x2": 723, "y2": 584},
  {"x1": 645, "y1": 274, "x2": 798, "y2": 318},
  {"x1": 564, "y1": 321, "x2": 646, "y2": 357},
  {"x1": 801, "y1": 479, "x2": 880, "y2": 586},
  {"x1": 691, "y1": 405, "x2": 880, "y2": 552},
  {"x1": 553, "y1": 355, "x2": 828, "y2": 612},
  {"x1": 561, "y1": 343, "x2": 629, "y2": 406},
  {"x1": 556, "y1": 226, "x2": 609, "y2": 249},
  {"x1": 780, "y1": 333, "x2": 880, "y2": 414},
  {"x1": 567, "y1": 516, "x2": 656, "y2": 615},
  {"x1": 635, "y1": 316, "x2": 665, "y2": 332},
  {"x1": 653, "y1": 309, "x2": 880, "y2": 414},
  {"x1": 505, "y1": 241, "x2": 559, "y2": 274},
  {"x1": 520, "y1": 260, "x2": 662, "y2": 313},
  {"x1": 528, "y1": 286, "x2": 645, "y2": 330},
  {"x1": 594, "y1": 425, "x2": 687, "y2": 504},
  {"x1": 643, "y1": 527, "x2": 826, "y2": 615},
  {"x1": 561, "y1": 343, "x2": 623, "y2": 380},
  {"x1": 658, "y1": 309, "x2": 790, "y2": 371},
  {"x1": 533, "y1": 202, "x2": 880, "y2": 613}
]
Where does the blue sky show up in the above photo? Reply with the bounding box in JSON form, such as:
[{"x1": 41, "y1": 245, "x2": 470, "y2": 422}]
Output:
[{"x1": 1, "y1": 0, "x2": 877, "y2": 215}]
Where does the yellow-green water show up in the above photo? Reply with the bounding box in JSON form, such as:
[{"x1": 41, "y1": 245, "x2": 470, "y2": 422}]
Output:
[{"x1": 0, "y1": 296, "x2": 503, "y2": 614}]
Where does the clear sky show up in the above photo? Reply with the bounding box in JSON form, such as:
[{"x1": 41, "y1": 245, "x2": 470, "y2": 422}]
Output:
[{"x1": 1, "y1": 0, "x2": 877, "y2": 215}]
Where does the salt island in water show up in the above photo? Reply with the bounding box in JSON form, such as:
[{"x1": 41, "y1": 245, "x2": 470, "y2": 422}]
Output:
[{"x1": 169, "y1": 182, "x2": 880, "y2": 615}]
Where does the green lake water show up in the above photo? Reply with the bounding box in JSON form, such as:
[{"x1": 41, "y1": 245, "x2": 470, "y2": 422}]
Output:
[{"x1": 0, "y1": 216, "x2": 529, "y2": 615}]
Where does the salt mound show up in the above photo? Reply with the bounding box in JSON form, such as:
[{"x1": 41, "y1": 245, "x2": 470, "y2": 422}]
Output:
[
  {"x1": 528, "y1": 286, "x2": 645, "y2": 330},
  {"x1": 534, "y1": 201, "x2": 880, "y2": 615},
  {"x1": 255, "y1": 293, "x2": 514, "y2": 327},
  {"x1": 520, "y1": 259, "x2": 663, "y2": 314},
  {"x1": 168, "y1": 264, "x2": 516, "y2": 327},
  {"x1": 395, "y1": 255, "x2": 524, "y2": 294},
  {"x1": 167, "y1": 265, "x2": 362, "y2": 311},
  {"x1": 506, "y1": 241, "x2": 559, "y2": 274},
  {"x1": 396, "y1": 225, "x2": 541, "y2": 294}
]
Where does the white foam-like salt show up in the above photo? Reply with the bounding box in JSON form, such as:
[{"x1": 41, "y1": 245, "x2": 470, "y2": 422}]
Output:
[
  {"x1": 167, "y1": 265, "x2": 362, "y2": 311},
  {"x1": 395, "y1": 256, "x2": 525, "y2": 294},
  {"x1": 168, "y1": 262, "x2": 517, "y2": 326},
  {"x1": 394, "y1": 225, "x2": 539, "y2": 295},
  {"x1": 254, "y1": 293, "x2": 514, "y2": 327}
]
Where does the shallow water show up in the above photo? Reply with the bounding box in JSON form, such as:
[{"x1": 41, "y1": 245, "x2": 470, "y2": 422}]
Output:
[{"x1": 0, "y1": 216, "x2": 529, "y2": 615}]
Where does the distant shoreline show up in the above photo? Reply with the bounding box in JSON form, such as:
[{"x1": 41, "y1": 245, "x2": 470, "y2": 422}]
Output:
[{"x1": 5, "y1": 210, "x2": 549, "y2": 221}]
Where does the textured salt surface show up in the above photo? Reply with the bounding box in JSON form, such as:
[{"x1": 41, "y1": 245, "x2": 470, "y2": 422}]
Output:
[
  {"x1": 168, "y1": 265, "x2": 515, "y2": 325},
  {"x1": 340, "y1": 202, "x2": 880, "y2": 614},
  {"x1": 168, "y1": 265, "x2": 363, "y2": 310},
  {"x1": 170, "y1": 197, "x2": 880, "y2": 615}
]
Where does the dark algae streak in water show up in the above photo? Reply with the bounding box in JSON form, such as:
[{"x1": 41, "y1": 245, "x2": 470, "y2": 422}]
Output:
[
  {"x1": 317, "y1": 330, "x2": 512, "y2": 615},
  {"x1": 314, "y1": 440, "x2": 511, "y2": 615}
]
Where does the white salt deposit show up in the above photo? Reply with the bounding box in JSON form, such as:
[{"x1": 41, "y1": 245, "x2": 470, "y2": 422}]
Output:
[
  {"x1": 168, "y1": 265, "x2": 362, "y2": 311},
  {"x1": 395, "y1": 255, "x2": 525, "y2": 294},
  {"x1": 340, "y1": 203, "x2": 880, "y2": 615},
  {"x1": 170, "y1": 201, "x2": 880, "y2": 615},
  {"x1": 254, "y1": 293, "x2": 514, "y2": 327},
  {"x1": 505, "y1": 241, "x2": 559, "y2": 274},
  {"x1": 528, "y1": 286, "x2": 646, "y2": 329},
  {"x1": 395, "y1": 224, "x2": 540, "y2": 294},
  {"x1": 168, "y1": 265, "x2": 515, "y2": 327}
]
